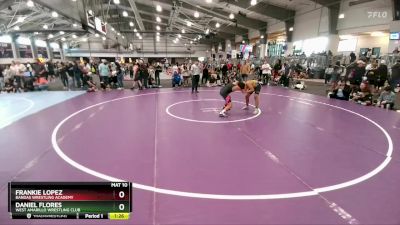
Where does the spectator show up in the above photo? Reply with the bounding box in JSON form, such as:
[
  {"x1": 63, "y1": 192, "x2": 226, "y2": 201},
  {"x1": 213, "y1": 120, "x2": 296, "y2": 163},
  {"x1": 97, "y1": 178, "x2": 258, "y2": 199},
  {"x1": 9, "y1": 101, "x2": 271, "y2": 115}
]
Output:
[
  {"x1": 82, "y1": 72, "x2": 97, "y2": 92},
  {"x1": 273, "y1": 59, "x2": 282, "y2": 80},
  {"x1": 59, "y1": 62, "x2": 69, "y2": 90},
  {"x1": 201, "y1": 65, "x2": 209, "y2": 86},
  {"x1": 131, "y1": 63, "x2": 143, "y2": 90},
  {"x1": 11, "y1": 61, "x2": 26, "y2": 92},
  {"x1": 329, "y1": 81, "x2": 351, "y2": 101},
  {"x1": 365, "y1": 60, "x2": 378, "y2": 91},
  {"x1": 280, "y1": 62, "x2": 290, "y2": 87},
  {"x1": 350, "y1": 82, "x2": 372, "y2": 106},
  {"x1": 190, "y1": 61, "x2": 201, "y2": 93},
  {"x1": 349, "y1": 60, "x2": 366, "y2": 86},
  {"x1": 350, "y1": 52, "x2": 356, "y2": 63},
  {"x1": 72, "y1": 60, "x2": 83, "y2": 89},
  {"x1": 115, "y1": 61, "x2": 123, "y2": 90},
  {"x1": 390, "y1": 59, "x2": 400, "y2": 90},
  {"x1": 141, "y1": 63, "x2": 149, "y2": 89},
  {"x1": 324, "y1": 65, "x2": 333, "y2": 85},
  {"x1": 155, "y1": 63, "x2": 162, "y2": 87},
  {"x1": 240, "y1": 60, "x2": 251, "y2": 81},
  {"x1": 221, "y1": 63, "x2": 228, "y2": 84},
  {"x1": 46, "y1": 59, "x2": 55, "y2": 82},
  {"x1": 98, "y1": 59, "x2": 110, "y2": 90},
  {"x1": 179, "y1": 64, "x2": 188, "y2": 87},
  {"x1": 375, "y1": 60, "x2": 388, "y2": 91},
  {"x1": 376, "y1": 86, "x2": 396, "y2": 109},
  {"x1": 3, "y1": 78, "x2": 15, "y2": 93},
  {"x1": 261, "y1": 60, "x2": 272, "y2": 85}
]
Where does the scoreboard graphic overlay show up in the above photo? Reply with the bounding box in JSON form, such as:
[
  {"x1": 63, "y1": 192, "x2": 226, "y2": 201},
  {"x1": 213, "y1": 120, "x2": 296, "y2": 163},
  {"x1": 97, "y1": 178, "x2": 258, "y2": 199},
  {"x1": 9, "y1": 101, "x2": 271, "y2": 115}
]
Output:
[{"x1": 8, "y1": 182, "x2": 132, "y2": 220}]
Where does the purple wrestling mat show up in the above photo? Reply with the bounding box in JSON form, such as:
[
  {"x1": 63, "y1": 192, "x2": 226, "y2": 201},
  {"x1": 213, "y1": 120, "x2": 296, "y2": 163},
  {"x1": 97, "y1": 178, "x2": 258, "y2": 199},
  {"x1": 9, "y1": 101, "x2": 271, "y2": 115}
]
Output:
[{"x1": 1, "y1": 87, "x2": 400, "y2": 225}]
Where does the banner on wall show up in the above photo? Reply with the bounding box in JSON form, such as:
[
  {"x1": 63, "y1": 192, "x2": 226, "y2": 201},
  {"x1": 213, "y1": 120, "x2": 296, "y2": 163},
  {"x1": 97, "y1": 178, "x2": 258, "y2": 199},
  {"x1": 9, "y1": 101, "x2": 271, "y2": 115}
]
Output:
[
  {"x1": 239, "y1": 44, "x2": 253, "y2": 60},
  {"x1": 37, "y1": 47, "x2": 48, "y2": 58},
  {"x1": 19, "y1": 44, "x2": 33, "y2": 58},
  {"x1": 0, "y1": 42, "x2": 13, "y2": 58},
  {"x1": 53, "y1": 51, "x2": 61, "y2": 59}
]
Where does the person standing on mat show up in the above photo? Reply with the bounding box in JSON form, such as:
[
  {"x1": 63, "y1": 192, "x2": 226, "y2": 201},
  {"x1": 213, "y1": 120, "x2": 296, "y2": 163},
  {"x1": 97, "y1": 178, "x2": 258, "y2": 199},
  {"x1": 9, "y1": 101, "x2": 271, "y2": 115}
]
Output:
[
  {"x1": 191, "y1": 61, "x2": 201, "y2": 93},
  {"x1": 242, "y1": 80, "x2": 262, "y2": 115},
  {"x1": 219, "y1": 81, "x2": 246, "y2": 117}
]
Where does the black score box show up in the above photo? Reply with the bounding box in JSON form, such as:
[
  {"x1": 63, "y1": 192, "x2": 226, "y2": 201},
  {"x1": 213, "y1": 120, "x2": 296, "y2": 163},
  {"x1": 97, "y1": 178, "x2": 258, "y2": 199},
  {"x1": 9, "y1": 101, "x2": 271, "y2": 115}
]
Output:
[{"x1": 11, "y1": 213, "x2": 77, "y2": 219}]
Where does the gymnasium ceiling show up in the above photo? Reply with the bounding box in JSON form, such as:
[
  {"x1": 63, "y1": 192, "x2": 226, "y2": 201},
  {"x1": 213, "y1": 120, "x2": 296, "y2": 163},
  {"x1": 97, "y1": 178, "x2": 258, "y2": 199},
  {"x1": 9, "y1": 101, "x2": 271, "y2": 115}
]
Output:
[{"x1": 0, "y1": 0, "x2": 344, "y2": 46}]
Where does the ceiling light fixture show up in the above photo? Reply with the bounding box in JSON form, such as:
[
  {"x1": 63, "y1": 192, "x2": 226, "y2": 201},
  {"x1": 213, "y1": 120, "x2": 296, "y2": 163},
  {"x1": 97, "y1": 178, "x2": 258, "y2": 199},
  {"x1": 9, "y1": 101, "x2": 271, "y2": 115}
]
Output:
[
  {"x1": 73, "y1": 23, "x2": 78, "y2": 27},
  {"x1": 95, "y1": 33, "x2": 99, "y2": 37},
  {"x1": 178, "y1": 34, "x2": 181, "y2": 38},
  {"x1": 205, "y1": 29, "x2": 210, "y2": 34},
  {"x1": 186, "y1": 21, "x2": 192, "y2": 27},
  {"x1": 48, "y1": 34, "x2": 54, "y2": 38},
  {"x1": 17, "y1": 17, "x2": 25, "y2": 23},
  {"x1": 129, "y1": 21, "x2": 134, "y2": 27},
  {"x1": 14, "y1": 26, "x2": 20, "y2": 31},
  {"x1": 139, "y1": 36, "x2": 142, "y2": 39},
  {"x1": 229, "y1": 13, "x2": 234, "y2": 19},
  {"x1": 215, "y1": 22, "x2": 220, "y2": 28},
  {"x1": 102, "y1": 36, "x2": 106, "y2": 40},
  {"x1": 61, "y1": 37, "x2": 66, "y2": 41},
  {"x1": 289, "y1": 27, "x2": 293, "y2": 31},
  {"x1": 133, "y1": 28, "x2": 137, "y2": 32},
  {"x1": 250, "y1": 0, "x2": 257, "y2": 6},
  {"x1": 156, "y1": 32, "x2": 160, "y2": 36},
  {"x1": 338, "y1": 13, "x2": 345, "y2": 19},
  {"x1": 156, "y1": 16, "x2": 161, "y2": 23},
  {"x1": 51, "y1": 11, "x2": 58, "y2": 17},
  {"x1": 82, "y1": 38, "x2": 87, "y2": 42},
  {"x1": 122, "y1": 36, "x2": 125, "y2": 39},
  {"x1": 205, "y1": 0, "x2": 212, "y2": 3},
  {"x1": 156, "y1": 25, "x2": 161, "y2": 30},
  {"x1": 260, "y1": 35, "x2": 264, "y2": 38},
  {"x1": 113, "y1": 0, "x2": 120, "y2": 4},
  {"x1": 371, "y1": 31, "x2": 385, "y2": 37},
  {"x1": 60, "y1": 31, "x2": 65, "y2": 35},
  {"x1": 156, "y1": 5, "x2": 162, "y2": 12},
  {"x1": 194, "y1": 11, "x2": 199, "y2": 18},
  {"x1": 122, "y1": 11, "x2": 128, "y2": 17},
  {"x1": 27, "y1": 0, "x2": 34, "y2": 7},
  {"x1": 72, "y1": 34, "x2": 77, "y2": 38},
  {"x1": 43, "y1": 24, "x2": 48, "y2": 29},
  {"x1": 181, "y1": 29, "x2": 185, "y2": 33},
  {"x1": 88, "y1": 10, "x2": 93, "y2": 15}
]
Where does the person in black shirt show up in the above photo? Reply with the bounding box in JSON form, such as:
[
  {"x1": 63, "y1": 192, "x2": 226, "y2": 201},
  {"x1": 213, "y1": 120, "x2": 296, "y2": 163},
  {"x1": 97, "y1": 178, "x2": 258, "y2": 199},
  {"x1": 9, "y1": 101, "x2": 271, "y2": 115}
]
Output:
[
  {"x1": 349, "y1": 52, "x2": 356, "y2": 63},
  {"x1": 221, "y1": 63, "x2": 228, "y2": 84},
  {"x1": 390, "y1": 60, "x2": 400, "y2": 90},
  {"x1": 375, "y1": 60, "x2": 388, "y2": 90},
  {"x1": 46, "y1": 60, "x2": 55, "y2": 82},
  {"x1": 155, "y1": 63, "x2": 162, "y2": 86},
  {"x1": 115, "y1": 61, "x2": 123, "y2": 90},
  {"x1": 202, "y1": 66, "x2": 209, "y2": 85},
  {"x1": 59, "y1": 62, "x2": 69, "y2": 89}
]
